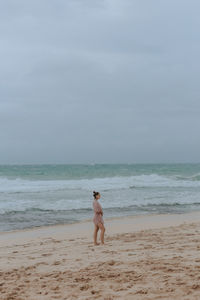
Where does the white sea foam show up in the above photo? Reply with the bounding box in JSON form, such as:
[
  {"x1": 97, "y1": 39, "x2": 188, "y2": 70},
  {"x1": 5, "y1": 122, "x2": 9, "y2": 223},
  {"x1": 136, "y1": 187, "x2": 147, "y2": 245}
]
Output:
[
  {"x1": 1, "y1": 165, "x2": 200, "y2": 231},
  {"x1": 0, "y1": 173, "x2": 200, "y2": 194},
  {"x1": 1, "y1": 174, "x2": 200, "y2": 218}
]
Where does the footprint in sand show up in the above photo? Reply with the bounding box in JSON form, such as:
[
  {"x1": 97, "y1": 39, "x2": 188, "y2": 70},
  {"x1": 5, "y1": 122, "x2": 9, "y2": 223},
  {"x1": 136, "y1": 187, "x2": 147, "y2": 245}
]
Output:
[
  {"x1": 80, "y1": 284, "x2": 90, "y2": 291},
  {"x1": 91, "y1": 290, "x2": 99, "y2": 294},
  {"x1": 52, "y1": 261, "x2": 61, "y2": 265},
  {"x1": 35, "y1": 261, "x2": 48, "y2": 266},
  {"x1": 107, "y1": 260, "x2": 116, "y2": 266},
  {"x1": 41, "y1": 253, "x2": 52, "y2": 257},
  {"x1": 52, "y1": 239, "x2": 62, "y2": 243}
]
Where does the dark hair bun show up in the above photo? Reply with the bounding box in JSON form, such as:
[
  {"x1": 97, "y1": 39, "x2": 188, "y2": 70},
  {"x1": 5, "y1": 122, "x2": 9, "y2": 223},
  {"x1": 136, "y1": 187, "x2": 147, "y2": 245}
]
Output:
[{"x1": 93, "y1": 190, "x2": 99, "y2": 198}]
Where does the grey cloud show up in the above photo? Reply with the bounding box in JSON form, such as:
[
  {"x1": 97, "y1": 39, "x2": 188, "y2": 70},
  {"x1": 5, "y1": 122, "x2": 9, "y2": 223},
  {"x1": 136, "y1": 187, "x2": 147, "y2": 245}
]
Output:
[{"x1": 0, "y1": 0, "x2": 200, "y2": 163}]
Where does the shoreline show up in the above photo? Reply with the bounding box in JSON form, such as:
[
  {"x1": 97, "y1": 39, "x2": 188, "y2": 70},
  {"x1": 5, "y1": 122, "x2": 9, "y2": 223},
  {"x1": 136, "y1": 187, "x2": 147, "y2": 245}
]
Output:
[{"x1": 1, "y1": 210, "x2": 200, "y2": 243}]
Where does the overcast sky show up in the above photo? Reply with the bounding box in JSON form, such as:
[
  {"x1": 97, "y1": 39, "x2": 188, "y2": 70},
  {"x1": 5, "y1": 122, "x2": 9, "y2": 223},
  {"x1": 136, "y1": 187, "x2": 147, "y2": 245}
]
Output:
[{"x1": 0, "y1": 0, "x2": 200, "y2": 164}]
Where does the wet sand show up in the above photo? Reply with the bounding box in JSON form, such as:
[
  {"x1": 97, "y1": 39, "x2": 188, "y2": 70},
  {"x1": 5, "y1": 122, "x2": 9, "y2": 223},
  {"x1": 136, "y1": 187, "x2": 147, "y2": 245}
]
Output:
[{"x1": 1, "y1": 212, "x2": 200, "y2": 299}]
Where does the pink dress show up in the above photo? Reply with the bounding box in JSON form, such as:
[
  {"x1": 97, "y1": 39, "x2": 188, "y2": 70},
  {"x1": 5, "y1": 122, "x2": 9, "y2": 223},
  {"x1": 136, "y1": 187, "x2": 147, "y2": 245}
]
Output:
[{"x1": 93, "y1": 200, "x2": 104, "y2": 226}]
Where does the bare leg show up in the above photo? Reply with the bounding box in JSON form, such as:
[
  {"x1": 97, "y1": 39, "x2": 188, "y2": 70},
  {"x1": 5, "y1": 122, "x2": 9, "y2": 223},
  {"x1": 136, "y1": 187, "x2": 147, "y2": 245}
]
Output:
[
  {"x1": 93, "y1": 225, "x2": 100, "y2": 245},
  {"x1": 98, "y1": 223, "x2": 105, "y2": 245}
]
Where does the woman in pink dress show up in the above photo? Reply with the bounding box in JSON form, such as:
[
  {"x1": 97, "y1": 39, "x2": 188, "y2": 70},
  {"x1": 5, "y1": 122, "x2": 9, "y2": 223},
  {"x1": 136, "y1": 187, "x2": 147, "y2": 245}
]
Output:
[{"x1": 92, "y1": 191, "x2": 105, "y2": 246}]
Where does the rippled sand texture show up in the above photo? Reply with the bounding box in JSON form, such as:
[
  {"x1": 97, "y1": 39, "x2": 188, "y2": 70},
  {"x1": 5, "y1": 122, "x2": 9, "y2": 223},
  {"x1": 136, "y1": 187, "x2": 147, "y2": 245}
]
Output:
[{"x1": 1, "y1": 221, "x2": 200, "y2": 299}]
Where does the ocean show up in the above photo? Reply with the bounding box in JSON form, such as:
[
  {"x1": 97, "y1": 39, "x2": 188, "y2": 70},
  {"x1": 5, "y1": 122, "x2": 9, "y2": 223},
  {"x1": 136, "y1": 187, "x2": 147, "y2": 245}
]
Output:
[{"x1": 0, "y1": 163, "x2": 200, "y2": 232}]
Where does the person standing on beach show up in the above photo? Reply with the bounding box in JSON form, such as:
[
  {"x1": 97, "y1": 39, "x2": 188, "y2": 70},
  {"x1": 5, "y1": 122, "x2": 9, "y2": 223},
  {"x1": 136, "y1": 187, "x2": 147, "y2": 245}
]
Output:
[{"x1": 92, "y1": 191, "x2": 105, "y2": 245}]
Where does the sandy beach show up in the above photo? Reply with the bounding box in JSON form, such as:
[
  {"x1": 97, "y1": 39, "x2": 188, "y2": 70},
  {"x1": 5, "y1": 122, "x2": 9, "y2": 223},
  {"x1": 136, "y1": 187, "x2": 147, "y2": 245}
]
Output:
[{"x1": 1, "y1": 212, "x2": 200, "y2": 300}]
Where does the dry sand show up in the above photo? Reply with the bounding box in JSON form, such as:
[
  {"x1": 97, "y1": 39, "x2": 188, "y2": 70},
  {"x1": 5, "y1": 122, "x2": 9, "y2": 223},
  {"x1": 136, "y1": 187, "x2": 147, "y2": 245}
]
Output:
[{"x1": 1, "y1": 212, "x2": 200, "y2": 299}]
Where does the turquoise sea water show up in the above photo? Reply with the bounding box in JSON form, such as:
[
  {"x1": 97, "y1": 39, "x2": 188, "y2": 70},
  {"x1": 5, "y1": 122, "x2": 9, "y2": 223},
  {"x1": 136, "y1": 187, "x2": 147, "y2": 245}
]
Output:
[{"x1": 1, "y1": 164, "x2": 200, "y2": 232}]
